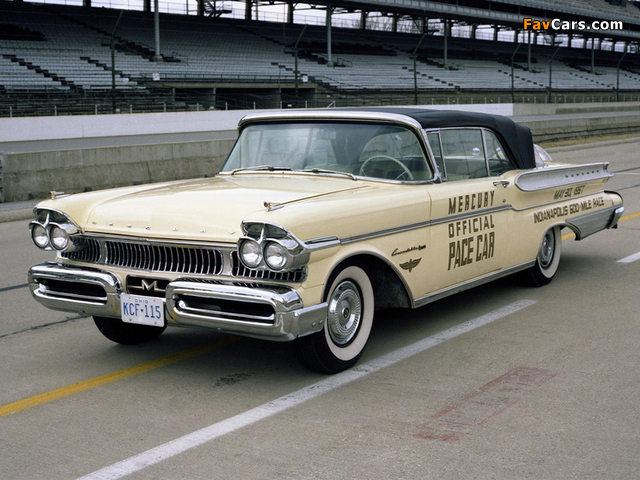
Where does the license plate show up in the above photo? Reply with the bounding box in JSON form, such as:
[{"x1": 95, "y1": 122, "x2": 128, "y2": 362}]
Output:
[{"x1": 121, "y1": 293, "x2": 165, "y2": 327}]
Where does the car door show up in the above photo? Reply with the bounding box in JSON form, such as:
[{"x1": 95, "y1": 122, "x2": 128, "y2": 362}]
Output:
[{"x1": 423, "y1": 127, "x2": 518, "y2": 293}]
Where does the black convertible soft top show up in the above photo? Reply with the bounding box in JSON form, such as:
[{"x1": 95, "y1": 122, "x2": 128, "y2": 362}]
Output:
[{"x1": 357, "y1": 107, "x2": 537, "y2": 170}]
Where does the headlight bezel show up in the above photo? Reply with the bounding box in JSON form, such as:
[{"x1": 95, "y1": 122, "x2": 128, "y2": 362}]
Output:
[
  {"x1": 237, "y1": 222, "x2": 310, "y2": 273},
  {"x1": 29, "y1": 209, "x2": 84, "y2": 253}
]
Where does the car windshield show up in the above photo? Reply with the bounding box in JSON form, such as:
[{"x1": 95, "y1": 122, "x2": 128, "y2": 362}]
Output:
[{"x1": 221, "y1": 122, "x2": 434, "y2": 182}]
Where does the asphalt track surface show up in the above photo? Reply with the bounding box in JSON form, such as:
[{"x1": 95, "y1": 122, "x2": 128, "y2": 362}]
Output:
[{"x1": 1, "y1": 138, "x2": 639, "y2": 479}]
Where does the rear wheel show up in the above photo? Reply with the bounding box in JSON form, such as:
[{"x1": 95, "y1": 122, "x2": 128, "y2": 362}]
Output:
[
  {"x1": 527, "y1": 226, "x2": 562, "y2": 287},
  {"x1": 295, "y1": 266, "x2": 374, "y2": 374},
  {"x1": 93, "y1": 316, "x2": 166, "y2": 345}
]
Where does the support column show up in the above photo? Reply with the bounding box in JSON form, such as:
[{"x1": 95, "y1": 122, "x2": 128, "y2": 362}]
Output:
[
  {"x1": 287, "y1": 1, "x2": 294, "y2": 24},
  {"x1": 361, "y1": 10, "x2": 368, "y2": 30},
  {"x1": 443, "y1": 18, "x2": 449, "y2": 69},
  {"x1": 153, "y1": 0, "x2": 161, "y2": 61},
  {"x1": 327, "y1": 6, "x2": 333, "y2": 67},
  {"x1": 527, "y1": 29, "x2": 532, "y2": 70}
]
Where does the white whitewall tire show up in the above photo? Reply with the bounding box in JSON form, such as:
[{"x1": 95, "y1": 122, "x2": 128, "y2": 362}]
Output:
[
  {"x1": 295, "y1": 265, "x2": 375, "y2": 373},
  {"x1": 527, "y1": 226, "x2": 562, "y2": 287}
]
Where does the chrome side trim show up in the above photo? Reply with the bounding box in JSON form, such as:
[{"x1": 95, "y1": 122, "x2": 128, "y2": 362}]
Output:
[
  {"x1": 515, "y1": 163, "x2": 612, "y2": 192},
  {"x1": 303, "y1": 236, "x2": 341, "y2": 251},
  {"x1": 305, "y1": 205, "x2": 511, "y2": 248},
  {"x1": 340, "y1": 220, "x2": 432, "y2": 245},
  {"x1": 429, "y1": 205, "x2": 512, "y2": 227},
  {"x1": 413, "y1": 261, "x2": 536, "y2": 308}
]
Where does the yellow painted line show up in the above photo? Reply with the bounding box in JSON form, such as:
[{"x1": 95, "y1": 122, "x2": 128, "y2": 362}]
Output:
[
  {"x1": 620, "y1": 212, "x2": 640, "y2": 222},
  {"x1": 561, "y1": 212, "x2": 639, "y2": 241},
  {"x1": 0, "y1": 337, "x2": 239, "y2": 418}
]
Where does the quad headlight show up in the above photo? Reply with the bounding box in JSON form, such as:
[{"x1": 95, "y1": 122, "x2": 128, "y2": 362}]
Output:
[
  {"x1": 49, "y1": 224, "x2": 72, "y2": 251},
  {"x1": 264, "y1": 241, "x2": 289, "y2": 270},
  {"x1": 239, "y1": 239, "x2": 263, "y2": 268},
  {"x1": 31, "y1": 223, "x2": 50, "y2": 249},
  {"x1": 29, "y1": 210, "x2": 83, "y2": 253},
  {"x1": 237, "y1": 223, "x2": 310, "y2": 273}
]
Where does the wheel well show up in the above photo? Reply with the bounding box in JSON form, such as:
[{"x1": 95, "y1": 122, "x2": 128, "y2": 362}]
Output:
[{"x1": 324, "y1": 255, "x2": 411, "y2": 310}]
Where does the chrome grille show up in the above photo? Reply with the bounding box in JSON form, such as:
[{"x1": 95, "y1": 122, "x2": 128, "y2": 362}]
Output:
[
  {"x1": 64, "y1": 238, "x2": 101, "y2": 263},
  {"x1": 105, "y1": 241, "x2": 223, "y2": 275},
  {"x1": 63, "y1": 238, "x2": 223, "y2": 275}
]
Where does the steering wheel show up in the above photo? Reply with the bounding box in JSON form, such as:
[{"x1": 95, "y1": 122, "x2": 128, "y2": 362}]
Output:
[{"x1": 359, "y1": 155, "x2": 414, "y2": 181}]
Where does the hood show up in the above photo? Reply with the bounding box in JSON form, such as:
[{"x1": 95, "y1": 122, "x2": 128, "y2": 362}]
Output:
[{"x1": 41, "y1": 174, "x2": 370, "y2": 243}]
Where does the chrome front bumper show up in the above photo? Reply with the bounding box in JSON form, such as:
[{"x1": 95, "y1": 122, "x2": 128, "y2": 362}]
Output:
[{"x1": 28, "y1": 262, "x2": 327, "y2": 341}]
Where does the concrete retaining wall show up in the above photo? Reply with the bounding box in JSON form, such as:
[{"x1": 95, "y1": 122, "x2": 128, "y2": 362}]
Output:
[{"x1": 1, "y1": 139, "x2": 236, "y2": 202}]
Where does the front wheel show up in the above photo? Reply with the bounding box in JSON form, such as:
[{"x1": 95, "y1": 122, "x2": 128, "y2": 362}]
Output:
[
  {"x1": 93, "y1": 316, "x2": 166, "y2": 345},
  {"x1": 295, "y1": 266, "x2": 375, "y2": 374},
  {"x1": 526, "y1": 226, "x2": 562, "y2": 287}
]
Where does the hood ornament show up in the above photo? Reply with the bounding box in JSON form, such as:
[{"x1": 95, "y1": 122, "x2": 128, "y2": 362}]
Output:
[{"x1": 264, "y1": 201, "x2": 284, "y2": 212}]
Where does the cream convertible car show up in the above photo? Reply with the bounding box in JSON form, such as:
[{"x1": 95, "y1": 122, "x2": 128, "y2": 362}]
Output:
[{"x1": 28, "y1": 108, "x2": 623, "y2": 373}]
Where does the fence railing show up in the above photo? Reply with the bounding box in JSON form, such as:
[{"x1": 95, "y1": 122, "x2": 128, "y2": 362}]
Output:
[{"x1": 2, "y1": 89, "x2": 640, "y2": 118}]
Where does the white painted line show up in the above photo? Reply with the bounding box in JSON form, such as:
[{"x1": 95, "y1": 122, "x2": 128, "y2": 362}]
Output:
[
  {"x1": 618, "y1": 252, "x2": 640, "y2": 264},
  {"x1": 77, "y1": 299, "x2": 537, "y2": 480}
]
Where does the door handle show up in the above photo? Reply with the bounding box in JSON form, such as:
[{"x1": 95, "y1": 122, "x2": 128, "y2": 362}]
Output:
[{"x1": 493, "y1": 180, "x2": 509, "y2": 188}]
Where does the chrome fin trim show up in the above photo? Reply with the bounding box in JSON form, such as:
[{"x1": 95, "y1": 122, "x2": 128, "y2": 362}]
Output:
[{"x1": 515, "y1": 163, "x2": 612, "y2": 192}]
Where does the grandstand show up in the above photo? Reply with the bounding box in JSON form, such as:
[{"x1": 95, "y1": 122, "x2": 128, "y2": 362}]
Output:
[{"x1": 1, "y1": 0, "x2": 639, "y2": 116}]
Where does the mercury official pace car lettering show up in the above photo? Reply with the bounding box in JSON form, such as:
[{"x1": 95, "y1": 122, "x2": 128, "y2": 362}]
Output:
[
  {"x1": 447, "y1": 214, "x2": 496, "y2": 270},
  {"x1": 28, "y1": 108, "x2": 624, "y2": 374},
  {"x1": 448, "y1": 190, "x2": 495, "y2": 214}
]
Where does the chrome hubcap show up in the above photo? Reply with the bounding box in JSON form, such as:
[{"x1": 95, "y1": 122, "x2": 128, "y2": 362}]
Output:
[
  {"x1": 539, "y1": 230, "x2": 555, "y2": 268},
  {"x1": 327, "y1": 281, "x2": 362, "y2": 346}
]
